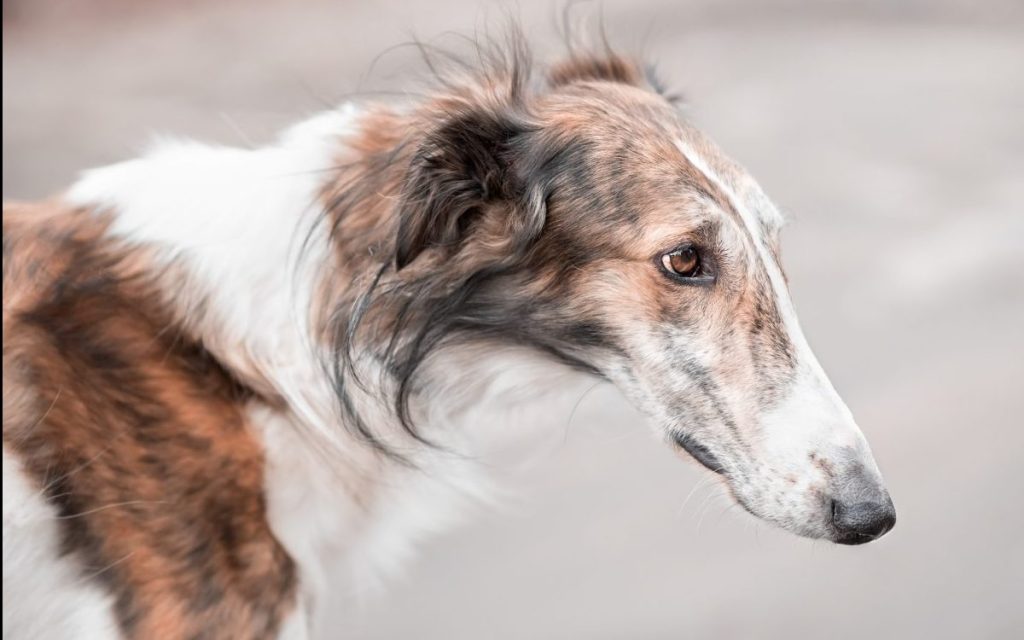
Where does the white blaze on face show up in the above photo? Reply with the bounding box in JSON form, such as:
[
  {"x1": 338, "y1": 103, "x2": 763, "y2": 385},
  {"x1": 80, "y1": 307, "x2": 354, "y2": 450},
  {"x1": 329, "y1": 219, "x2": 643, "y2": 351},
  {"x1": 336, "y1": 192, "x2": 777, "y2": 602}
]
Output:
[{"x1": 673, "y1": 136, "x2": 878, "y2": 483}]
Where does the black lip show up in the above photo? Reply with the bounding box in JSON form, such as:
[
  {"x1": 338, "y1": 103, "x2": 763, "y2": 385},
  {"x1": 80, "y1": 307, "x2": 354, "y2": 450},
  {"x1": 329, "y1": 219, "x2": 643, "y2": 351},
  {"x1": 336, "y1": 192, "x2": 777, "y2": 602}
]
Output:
[
  {"x1": 671, "y1": 432, "x2": 726, "y2": 475},
  {"x1": 832, "y1": 532, "x2": 879, "y2": 545}
]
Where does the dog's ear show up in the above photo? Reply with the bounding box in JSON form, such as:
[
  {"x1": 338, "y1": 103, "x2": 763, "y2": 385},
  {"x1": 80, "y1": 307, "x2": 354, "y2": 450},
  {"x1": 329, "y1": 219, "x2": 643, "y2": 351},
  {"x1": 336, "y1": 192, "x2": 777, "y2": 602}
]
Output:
[
  {"x1": 394, "y1": 105, "x2": 544, "y2": 271},
  {"x1": 548, "y1": 53, "x2": 645, "y2": 88},
  {"x1": 548, "y1": 53, "x2": 676, "y2": 102}
]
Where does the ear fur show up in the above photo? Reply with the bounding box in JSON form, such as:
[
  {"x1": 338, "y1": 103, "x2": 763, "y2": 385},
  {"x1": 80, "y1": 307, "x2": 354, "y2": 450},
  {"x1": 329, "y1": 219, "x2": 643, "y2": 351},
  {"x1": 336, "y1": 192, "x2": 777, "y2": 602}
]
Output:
[
  {"x1": 392, "y1": 47, "x2": 668, "y2": 271},
  {"x1": 548, "y1": 53, "x2": 677, "y2": 103},
  {"x1": 547, "y1": 53, "x2": 646, "y2": 88},
  {"x1": 394, "y1": 105, "x2": 544, "y2": 270}
]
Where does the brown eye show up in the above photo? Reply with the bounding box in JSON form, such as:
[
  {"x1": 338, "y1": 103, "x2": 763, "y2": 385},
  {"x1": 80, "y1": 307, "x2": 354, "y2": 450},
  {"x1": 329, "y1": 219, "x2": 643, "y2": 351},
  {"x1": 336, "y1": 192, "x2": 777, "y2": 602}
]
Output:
[{"x1": 662, "y1": 246, "x2": 701, "y2": 278}]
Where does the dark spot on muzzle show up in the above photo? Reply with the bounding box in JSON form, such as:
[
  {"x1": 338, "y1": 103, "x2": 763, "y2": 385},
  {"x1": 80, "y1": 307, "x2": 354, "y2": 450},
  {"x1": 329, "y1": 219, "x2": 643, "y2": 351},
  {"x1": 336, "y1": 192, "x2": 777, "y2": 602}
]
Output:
[{"x1": 672, "y1": 432, "x2": 726, "y2": 475}]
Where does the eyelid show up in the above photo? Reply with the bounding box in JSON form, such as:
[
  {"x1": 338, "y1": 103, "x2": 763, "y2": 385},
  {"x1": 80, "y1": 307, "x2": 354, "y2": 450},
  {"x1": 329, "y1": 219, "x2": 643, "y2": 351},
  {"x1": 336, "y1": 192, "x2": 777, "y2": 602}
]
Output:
[
  {"x1": 660, "y1": 242, "x2": 696, "y2": 257},
  {"x1": 661, "y1": 242, "x2": 699, "y2": 260}
]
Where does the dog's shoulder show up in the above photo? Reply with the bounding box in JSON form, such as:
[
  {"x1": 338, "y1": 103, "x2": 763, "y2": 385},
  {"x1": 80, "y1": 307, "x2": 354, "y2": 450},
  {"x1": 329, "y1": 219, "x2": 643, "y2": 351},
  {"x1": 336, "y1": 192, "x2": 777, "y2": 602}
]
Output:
[{"x1": 2, "y1": 195, "x2": 301, "y2": 638}]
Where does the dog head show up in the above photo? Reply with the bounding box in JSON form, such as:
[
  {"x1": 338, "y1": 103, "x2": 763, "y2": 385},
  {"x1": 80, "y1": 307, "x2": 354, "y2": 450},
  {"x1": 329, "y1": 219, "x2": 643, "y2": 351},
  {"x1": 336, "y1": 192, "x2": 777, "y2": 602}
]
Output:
[{"x1": 336, "y1": 41, "x2": 894, "y2": 545}]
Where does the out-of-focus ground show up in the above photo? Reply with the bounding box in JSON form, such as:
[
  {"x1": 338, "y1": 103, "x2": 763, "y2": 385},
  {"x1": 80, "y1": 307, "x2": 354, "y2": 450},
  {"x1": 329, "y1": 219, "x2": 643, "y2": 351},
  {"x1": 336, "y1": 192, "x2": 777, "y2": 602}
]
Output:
[{"x1": 4, "y1": 1, "x2": 1024, "y2": 638}]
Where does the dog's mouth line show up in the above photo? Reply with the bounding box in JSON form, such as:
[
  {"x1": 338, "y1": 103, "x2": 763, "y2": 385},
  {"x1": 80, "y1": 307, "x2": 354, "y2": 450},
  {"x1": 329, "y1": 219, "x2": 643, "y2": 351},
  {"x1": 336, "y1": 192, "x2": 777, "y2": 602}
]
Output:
[{"x1": 671, "y1": 431, "x2": 728, "y2": 476}]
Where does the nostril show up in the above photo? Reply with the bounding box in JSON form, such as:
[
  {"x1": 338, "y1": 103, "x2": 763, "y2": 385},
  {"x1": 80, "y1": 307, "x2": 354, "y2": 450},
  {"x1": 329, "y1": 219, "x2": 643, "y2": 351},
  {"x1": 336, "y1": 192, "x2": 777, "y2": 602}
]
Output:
[{"x1": 830, "y1": 499, "x2": 896, "y2": 545}]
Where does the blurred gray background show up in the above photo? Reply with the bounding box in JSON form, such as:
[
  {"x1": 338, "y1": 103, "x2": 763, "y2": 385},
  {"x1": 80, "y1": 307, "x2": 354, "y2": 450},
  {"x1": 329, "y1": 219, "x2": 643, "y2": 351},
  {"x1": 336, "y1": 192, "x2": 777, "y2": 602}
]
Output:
[{"x1": 4, "y1": 1, "x2": 1023, "y2": 638}]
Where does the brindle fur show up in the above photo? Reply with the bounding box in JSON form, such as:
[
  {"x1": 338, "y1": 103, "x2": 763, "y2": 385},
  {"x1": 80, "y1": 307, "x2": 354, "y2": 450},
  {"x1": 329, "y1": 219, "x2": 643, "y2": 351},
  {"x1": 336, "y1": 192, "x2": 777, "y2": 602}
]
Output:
[{"x1": 3, "y1": 202, "x2": 297, "y2": 638}]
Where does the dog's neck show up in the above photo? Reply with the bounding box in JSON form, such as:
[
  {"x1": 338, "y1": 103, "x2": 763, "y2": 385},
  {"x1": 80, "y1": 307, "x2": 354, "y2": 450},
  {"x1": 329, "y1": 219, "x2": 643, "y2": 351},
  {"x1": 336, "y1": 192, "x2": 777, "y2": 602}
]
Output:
[{"x1": 67, "y1": 108, "x2": 360, "y2": 440}]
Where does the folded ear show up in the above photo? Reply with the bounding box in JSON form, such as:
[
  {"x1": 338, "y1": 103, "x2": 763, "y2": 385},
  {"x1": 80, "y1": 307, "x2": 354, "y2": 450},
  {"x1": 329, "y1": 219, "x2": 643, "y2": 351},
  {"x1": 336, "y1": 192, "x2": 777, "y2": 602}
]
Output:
[
  {"x1": 548, "y1": 53, "x2": 676, "y2": 102},
  {"x1": 394, "y1": 105, "x2": 544, "y2": 271},
  {"x1": 547, "y1": 53, "x2": 646, "y2": 88}
]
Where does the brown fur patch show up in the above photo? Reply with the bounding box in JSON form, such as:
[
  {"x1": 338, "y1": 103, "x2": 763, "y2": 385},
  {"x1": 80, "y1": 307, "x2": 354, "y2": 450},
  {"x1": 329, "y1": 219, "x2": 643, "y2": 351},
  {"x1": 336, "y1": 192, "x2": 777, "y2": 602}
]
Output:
[{"x1": 3, "y1": 201, "x2": 297, "y2": 638}]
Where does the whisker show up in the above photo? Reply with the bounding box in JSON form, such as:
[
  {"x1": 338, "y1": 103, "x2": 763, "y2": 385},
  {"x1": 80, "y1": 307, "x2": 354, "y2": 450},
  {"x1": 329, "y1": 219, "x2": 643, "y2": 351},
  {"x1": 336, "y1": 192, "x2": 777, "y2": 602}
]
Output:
[
  {"x1": 76, "y1": 551, "x2": 136, "y2": 585},
  {"x1": 676, "y1": 474, "x2": 718, "y2": 519},
  {"x1": 561, "y1": 379, "x2": 606, "y2": 445},
  {"x1": 55, "y1": 500, "x2": 170, "y2": 520},
  {"x1": 38, "y1": 446, "x2": 114, "y2": 497}
]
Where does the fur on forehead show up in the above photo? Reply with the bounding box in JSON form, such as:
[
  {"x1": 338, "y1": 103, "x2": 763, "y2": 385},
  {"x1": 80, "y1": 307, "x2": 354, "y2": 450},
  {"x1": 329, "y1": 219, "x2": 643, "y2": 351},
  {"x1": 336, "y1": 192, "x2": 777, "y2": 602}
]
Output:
[
  {"x1": 320, "y1": 32, "x2": 678, "y2": 460},
  {"x1": 389, "y1": 34, "x2": 678, "y2": 268}
]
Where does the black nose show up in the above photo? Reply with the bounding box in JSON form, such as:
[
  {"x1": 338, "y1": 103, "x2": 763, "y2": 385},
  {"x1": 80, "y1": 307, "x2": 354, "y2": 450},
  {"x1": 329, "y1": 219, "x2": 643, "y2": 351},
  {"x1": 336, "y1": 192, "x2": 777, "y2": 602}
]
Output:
[{"x1": 830, "y1": 497, "x2": 896, "y2": 545}]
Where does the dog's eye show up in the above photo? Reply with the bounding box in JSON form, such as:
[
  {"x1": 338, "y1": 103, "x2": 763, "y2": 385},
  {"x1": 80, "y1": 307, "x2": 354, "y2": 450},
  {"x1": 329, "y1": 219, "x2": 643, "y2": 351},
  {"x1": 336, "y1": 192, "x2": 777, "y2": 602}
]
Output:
[{"x1": 661, "y1": 247, "x2": 701, "y2": 278}]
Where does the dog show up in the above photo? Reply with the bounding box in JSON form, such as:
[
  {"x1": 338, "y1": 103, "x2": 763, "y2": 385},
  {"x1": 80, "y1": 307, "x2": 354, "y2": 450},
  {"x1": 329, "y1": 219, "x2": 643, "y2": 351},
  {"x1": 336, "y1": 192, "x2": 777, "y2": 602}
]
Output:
[{"x1": 2, "y1": 33, "x2": 895, "y2": 639}]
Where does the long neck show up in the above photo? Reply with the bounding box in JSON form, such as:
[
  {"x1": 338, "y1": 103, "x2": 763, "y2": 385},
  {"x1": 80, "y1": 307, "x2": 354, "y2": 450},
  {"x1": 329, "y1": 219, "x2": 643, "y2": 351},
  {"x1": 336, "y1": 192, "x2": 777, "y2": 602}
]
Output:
[{"x1": 65, "y1": 109, "x2": 366, "y2": 445}]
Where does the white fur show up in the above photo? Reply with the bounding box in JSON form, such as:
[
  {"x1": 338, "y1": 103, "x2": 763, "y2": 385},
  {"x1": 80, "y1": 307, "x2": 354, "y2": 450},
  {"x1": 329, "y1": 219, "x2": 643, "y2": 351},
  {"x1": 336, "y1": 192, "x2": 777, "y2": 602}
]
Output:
[
  {"x1": 251, "y1": 345, "x2": 593, "y2": 637},
  {"x1": 3, "y1": 447, "x2": 123, "y2": 640},
  {"x1": 66, "y1": 108, "x2": 350, "y2": 406}
]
